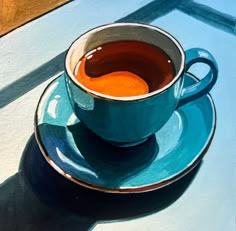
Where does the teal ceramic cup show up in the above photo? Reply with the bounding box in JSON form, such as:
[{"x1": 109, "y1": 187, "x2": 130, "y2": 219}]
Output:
[{"x1": 65, "y1": 23, "x2": 218, "y2": 147}]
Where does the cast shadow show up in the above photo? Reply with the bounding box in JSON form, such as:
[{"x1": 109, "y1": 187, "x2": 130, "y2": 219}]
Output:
[
  {"x1": 0, "y1": 132, "x2": 202, "y2": 230},
  {"x1": 38, "y1": 121, "x2": 158, "y2": 189},
  {"x1": 20, "y1": 133, "x2": 202, "y2": 222},
  {"x1": 67, "y1": 122, "x2": 158, "y2": 188}
]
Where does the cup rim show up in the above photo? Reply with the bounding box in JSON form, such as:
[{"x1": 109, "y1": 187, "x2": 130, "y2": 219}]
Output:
[{"x1": 65, "y1": 22, "x2": 185, "y2": 101}]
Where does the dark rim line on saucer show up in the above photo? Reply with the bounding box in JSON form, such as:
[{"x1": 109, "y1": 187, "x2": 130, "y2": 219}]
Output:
[
  {"x1": 64, "y1": 22, "x2": 186, "y2": 102},
  {"x1": 34, "y1": 74, "x2": 216, "y2": 194}
]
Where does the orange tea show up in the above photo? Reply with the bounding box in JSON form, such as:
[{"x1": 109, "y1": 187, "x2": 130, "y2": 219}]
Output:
[{"x1": 74, "y1": 40, "x2": 175, "y2": 97}]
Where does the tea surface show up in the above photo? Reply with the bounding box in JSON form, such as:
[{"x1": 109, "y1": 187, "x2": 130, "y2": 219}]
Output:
[{"x1": 74, "y1": 40, "x2": 175, "y2": 97}]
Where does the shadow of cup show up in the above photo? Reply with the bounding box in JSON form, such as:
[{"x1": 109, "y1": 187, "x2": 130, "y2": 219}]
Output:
[
  {"x1": 20, "y1": 134, "x2": 201, "y2": 221},
  {"x1": 67, "y1": 122, "x2": 159, "y2": 188}
]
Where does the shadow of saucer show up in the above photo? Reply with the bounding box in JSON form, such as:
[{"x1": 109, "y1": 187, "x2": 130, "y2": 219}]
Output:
[{"x1": 20, "y1": 133, "x2": 202, "y2": 222}]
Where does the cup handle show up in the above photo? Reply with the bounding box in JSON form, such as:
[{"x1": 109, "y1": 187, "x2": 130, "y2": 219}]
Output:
[{"x1": 177, "y1": 48, "x2": 218, "y2": 108}]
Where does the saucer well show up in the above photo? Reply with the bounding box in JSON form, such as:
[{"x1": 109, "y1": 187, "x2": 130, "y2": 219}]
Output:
[{"x1": 35, "y1": 73, "x2": 216, "y2": 193}]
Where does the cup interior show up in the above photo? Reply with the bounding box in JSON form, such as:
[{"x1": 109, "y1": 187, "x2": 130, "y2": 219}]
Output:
[{"x1": 65, "y1": 23, "x2": 185, "y2": 100}]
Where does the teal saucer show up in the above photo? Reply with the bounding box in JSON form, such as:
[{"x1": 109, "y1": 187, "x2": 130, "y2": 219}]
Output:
[{"x1": 35, "y1": 73, "x2": 216, "y2": 193}]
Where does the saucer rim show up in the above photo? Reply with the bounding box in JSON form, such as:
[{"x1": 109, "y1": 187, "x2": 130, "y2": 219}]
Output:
[{"x1": 34, "y1": 73, "x2": 216, "y2": 194}]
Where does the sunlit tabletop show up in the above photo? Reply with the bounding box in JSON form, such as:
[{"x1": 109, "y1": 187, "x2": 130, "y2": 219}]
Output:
[{"x1": 0, "y1": 0, "x2": 235, "y2": 230}]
